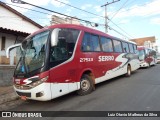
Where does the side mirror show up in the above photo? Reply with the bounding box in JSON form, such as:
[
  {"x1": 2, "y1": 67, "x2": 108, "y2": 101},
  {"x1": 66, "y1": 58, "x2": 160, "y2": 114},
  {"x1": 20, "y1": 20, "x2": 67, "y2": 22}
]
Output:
[
  {"x1": 51, "y1": 28, "x2": 60, "y2": 47},
  {"x1": 6, "y1": 43, "x2": 21, "y2": 58}
]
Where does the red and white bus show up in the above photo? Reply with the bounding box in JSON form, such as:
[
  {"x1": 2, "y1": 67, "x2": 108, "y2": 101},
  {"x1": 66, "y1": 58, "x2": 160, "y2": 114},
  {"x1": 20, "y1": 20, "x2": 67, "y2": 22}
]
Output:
[
  {"x1": 138, "y1": 46, "x2": 157, "y2": 67},
  {"x1": 7, "y1": 24, "x2": 140, "y2": 101}
]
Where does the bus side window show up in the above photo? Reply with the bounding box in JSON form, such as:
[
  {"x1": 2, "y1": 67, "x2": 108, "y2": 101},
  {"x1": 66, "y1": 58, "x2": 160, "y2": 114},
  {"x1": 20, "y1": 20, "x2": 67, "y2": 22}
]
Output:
[
  {"x1": 113, "y1": 40, "x2": 123, "y2": 53},
  {"x1": 81, "y1": 33, "x2": 91, "y2": 51},
  {"x1": 129, "y1": 43, "x2": 134, "y2": 53},
  {"x1": 90, "y1": 35, "x2": 101, "y2": 52},
  {"x1": 122, "y1": 42, "x2": 129, "y2": 53},
  {"x1": 133, "y1": 44, "x2": 137, "y2": 53},
  {"x1": 100, "y1": 37, "x2": 113, "y2": 52},
  {"x1": 81, "y1": 33, "x2": 101, "y2": 52}
]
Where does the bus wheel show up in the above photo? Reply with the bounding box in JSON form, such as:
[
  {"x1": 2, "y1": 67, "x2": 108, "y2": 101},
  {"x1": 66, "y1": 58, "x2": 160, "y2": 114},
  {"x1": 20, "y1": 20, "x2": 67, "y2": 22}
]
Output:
[
  {"x1": 77, "y1": 74, "x2": 94, "y2": 95},
  {"x1": 126, "y1": 65, "x2": 131, "y2": 77}
]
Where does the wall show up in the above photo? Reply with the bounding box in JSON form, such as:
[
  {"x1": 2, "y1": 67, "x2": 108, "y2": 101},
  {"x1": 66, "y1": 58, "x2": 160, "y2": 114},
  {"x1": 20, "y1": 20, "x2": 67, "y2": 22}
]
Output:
[
  {"x1": 0, "y1": 66, "x2": 15, "y2": 86},
  {"x1": 0, "y1": 33, "x2": 24, "y2": 65}
]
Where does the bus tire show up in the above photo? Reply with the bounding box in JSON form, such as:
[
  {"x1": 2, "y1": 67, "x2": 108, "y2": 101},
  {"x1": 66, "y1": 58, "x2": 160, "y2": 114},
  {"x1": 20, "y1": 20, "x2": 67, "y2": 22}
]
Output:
[
  {"x1": 77, "y1": 74, "x2": 94, "y2": 96},
  {"x1": 126, "y1": 65, "x2": 131, "y2": 77}
]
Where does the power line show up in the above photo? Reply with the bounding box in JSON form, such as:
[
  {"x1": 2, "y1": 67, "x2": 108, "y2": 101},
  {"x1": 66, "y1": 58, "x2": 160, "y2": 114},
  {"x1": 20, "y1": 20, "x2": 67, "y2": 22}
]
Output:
[
  {"x1": 109, "y1": 0, "x2": 130, "y2": 21},
  {"x1": 108, "y1": 18, "x2": 134, "y2": 38},
  {"x1": 5, "y1": 2, "x2": 102, "y2": 20},
  {"x1": 108, "y1": 26, "x2": 130, "y2": 39},
  {"x1": 108, "y1": 0, "x2": 135, "y2": 16},
  {"x1": 5, "y1": 1, "x2": 133, "y2": 39},
  {"x1": 54, "y1": 0, "x2": 104, "y2": 19},
  {"x1": 4, "y1": 2, "x2": 97, "y2": 25},
  {"x1": 106, "y1": 0, "x2": 135, "y2": 39},
  {"x1": 109, "y1": 1, "x2": 149, "y2": 17},
  {"x1": 53, "y1": 0, "x2": 134, "y2": 38},
  {"x1": 101, "y1": 0, "x2": 120, "y2": 33},
  {"x1": 5, "y1": 2, "x2": 51, "y2": 15},
  {"x1": 8, "y1": 0, "x2": 99, "y2": 27},
  {"x1": 5, "y1": 1, "x2": 100, "y2": 24},
  {"x1": 0, "y1": 15, "x2": 52, "y2": 19}
]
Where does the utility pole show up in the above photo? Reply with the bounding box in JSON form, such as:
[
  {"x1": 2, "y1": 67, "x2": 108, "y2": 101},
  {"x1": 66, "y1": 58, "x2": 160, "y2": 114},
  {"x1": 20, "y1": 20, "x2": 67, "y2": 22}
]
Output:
[{"x1": 101, "y1": 0, "x2": 120, "y2": 33}]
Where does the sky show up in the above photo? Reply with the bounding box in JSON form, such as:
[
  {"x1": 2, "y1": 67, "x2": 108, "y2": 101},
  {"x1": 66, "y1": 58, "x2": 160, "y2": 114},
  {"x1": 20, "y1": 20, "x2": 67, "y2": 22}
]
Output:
[{"x1": 1, "y1": 0, "x2": 160, "y2": 50}]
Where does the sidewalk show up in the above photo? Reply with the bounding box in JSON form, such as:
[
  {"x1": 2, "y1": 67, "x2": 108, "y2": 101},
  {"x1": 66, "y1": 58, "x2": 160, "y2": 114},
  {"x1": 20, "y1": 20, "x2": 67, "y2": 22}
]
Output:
[{"x1": 0, "y1": 86, "x2": 20, "y2": 110}]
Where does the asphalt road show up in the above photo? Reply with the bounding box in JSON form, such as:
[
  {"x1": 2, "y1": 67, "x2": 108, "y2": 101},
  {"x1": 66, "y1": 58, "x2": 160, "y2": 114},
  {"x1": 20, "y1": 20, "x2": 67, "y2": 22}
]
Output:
[{"x1": 4, "y1": 64, "x2": 160, "y2": 120}]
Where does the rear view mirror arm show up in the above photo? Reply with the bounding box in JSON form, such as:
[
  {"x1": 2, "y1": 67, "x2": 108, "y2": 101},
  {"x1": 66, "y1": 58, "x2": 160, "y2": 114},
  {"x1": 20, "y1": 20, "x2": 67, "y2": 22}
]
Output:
[{"x1": 6, "y1": 43, "x2": 21, "y2": 58}]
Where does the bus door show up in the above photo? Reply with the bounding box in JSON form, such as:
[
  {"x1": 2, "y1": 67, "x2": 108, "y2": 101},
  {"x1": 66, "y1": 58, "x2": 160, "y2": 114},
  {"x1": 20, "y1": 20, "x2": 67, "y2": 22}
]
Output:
[{"x1": 49, "y1": 28, "x2": 79, "y2": 98}]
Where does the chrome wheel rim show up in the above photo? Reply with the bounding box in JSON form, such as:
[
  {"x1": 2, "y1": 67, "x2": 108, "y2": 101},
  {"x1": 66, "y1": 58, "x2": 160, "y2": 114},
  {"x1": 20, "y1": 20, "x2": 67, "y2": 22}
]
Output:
[{"x1": 81, "y1": 79, "x2": 90, "y2": 91}]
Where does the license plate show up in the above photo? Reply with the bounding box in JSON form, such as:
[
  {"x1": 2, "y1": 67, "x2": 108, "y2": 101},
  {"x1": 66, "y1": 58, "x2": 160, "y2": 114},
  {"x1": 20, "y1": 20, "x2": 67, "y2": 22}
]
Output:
[{"x1": 20, "y1": 96, "x2": 27, "y2": 100}]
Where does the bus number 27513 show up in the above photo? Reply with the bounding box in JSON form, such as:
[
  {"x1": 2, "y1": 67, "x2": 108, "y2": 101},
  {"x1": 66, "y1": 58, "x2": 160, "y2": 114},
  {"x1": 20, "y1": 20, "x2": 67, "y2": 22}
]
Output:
[{"x1": 80, "y1": 58, "x2": 94, "y2": 62}]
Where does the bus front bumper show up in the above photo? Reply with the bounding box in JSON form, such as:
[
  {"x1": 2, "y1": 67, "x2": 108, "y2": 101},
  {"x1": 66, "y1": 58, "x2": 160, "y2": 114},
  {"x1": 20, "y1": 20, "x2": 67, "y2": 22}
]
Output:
[
  {"x1": 14, "y1": 83, "x2": 52, "y2": 101},
  {"x1": 140, "y1": 62, "x2": 149, "y2": 67}
]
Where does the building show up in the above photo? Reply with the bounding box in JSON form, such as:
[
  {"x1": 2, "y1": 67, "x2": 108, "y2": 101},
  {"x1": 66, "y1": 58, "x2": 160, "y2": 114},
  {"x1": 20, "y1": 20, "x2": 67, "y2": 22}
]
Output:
[
  {"x1": 130, "y1": 36, "x2": 158, "y2": 52},
  {"x1": 0, "y1": 1, "x2": 43, "y2": 65},
  {"x1": 50, "y1": 15, "x2": 80, "y2": 25}
]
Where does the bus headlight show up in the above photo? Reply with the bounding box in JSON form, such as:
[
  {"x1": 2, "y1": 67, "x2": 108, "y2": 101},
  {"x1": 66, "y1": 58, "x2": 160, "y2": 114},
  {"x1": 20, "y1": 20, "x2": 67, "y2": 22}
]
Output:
[
  {"x1": 14, "y1": 76, "x2": 49, "y2": 90},
  {"x1": 32, "y1": 76, "x2": 48, "y2": 87}
]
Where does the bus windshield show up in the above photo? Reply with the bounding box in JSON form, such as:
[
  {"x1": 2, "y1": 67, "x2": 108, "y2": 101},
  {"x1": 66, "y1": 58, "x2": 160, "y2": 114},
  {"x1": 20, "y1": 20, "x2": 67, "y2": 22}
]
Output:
[
  {"x1": 138, "y1": 50, "x2": 145, "y2": 60},
  {"x1": 15, "y1": 31, "x2": 49, "y2": 76}
]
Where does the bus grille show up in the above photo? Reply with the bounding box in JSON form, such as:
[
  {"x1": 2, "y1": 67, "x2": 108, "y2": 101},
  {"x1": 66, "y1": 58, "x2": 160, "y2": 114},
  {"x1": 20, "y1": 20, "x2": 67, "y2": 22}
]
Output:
[{"x1": 16, "y1": 91, "x2": 31, "y2": 97}]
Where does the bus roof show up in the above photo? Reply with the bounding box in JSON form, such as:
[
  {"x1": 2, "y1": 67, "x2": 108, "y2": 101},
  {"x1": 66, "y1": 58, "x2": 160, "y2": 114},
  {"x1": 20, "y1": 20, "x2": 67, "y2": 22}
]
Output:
[{"x1": 26, "y1": 24, "x2": 136, "y2": 44}]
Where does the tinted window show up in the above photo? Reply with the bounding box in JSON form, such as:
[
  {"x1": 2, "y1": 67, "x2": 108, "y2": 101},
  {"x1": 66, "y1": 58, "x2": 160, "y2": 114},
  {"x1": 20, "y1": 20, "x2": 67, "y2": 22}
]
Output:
[
  {"x1": 50, "y1": 28, "x2": 80, "y2": 67},
  {"x1": 82, "y1": 33, "x2": 101, "y2": 52},
  {"x1": 100, "y1": 37, "x2": 113, "y2": 52},
  {"x1": 138, "y1": 50, "x2": 145, "y2": 60},
  {"x1": 133, "y1": 44, "x2": 137, "y2": 53},
  {"x1": 91, "y1": 35, "x2": 101, "y2": 51},
  {"x1": 113, "y1": 40, "x2": 122, "y2": 52},
  {"x1": 81, "y1": 33, "x2": 90, "y2": 51},
  {"x1": 129, "y1": 44, "x2": 134, "y2": 53},
  {"x1": 122, "y1": 42, "x2": 129, "y2": 53}
]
